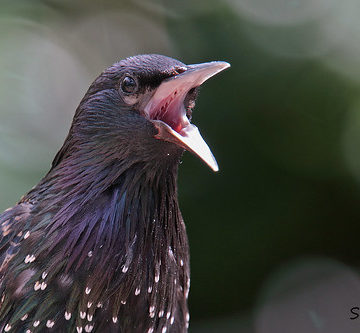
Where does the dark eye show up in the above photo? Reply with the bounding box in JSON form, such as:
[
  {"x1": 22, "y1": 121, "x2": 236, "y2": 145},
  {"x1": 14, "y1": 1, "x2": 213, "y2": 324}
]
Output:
[{"x1": 120, "y1": 76, "x2": 137, "y2": 94}]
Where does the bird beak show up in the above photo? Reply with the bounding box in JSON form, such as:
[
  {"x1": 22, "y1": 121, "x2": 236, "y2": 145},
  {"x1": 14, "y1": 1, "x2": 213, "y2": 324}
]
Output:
[{"x1": 144, "y1": 61, "x2": 230, "y2": 171}]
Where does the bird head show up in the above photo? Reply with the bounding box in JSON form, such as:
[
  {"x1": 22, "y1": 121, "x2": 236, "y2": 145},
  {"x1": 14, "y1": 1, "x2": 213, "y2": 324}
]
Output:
[{"x1": 58, "y1": 54, "x2": 229, "y2": 173}]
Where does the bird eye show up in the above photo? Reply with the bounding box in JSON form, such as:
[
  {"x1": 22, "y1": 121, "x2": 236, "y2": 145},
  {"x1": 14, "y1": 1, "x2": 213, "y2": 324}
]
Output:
[{"x1": 120, "y1": 76, "x2": 137, "y2": 94}]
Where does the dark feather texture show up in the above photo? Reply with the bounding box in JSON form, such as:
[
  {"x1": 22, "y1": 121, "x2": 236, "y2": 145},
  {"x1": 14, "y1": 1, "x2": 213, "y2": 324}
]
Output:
[{"x1": 0, "y1": 54, "x2": 228, "y2": 333}]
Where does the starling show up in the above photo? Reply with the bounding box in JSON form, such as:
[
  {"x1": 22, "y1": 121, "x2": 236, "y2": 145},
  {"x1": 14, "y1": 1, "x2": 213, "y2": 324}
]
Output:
[{"x1": 0, "y1": 54, "x2": 229, "y2": 332}]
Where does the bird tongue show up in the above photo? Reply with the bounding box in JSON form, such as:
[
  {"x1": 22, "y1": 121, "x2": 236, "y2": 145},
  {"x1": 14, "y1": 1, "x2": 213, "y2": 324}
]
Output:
[{"x1": 144, "y1": 61, "x2": 230, "y2": 172}]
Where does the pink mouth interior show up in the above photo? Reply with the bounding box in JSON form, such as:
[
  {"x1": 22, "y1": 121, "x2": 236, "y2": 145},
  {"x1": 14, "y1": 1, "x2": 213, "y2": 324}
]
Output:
[{"x1": 149, "y1": 88, "x2": 189, "y2": 134}]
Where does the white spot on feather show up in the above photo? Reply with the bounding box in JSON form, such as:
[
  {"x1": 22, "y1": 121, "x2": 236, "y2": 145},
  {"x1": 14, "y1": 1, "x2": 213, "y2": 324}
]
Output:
[
  {"x1": 148, "y1": 286, "x2": 152, "y2": 293},
  {"x1": 186, "y1": 278, "x2": 190, "y2": 298},
  {"x1": 112, "y1": 317, "x2": 118, "y2": 323},
  {"x1": 85, "y1": 325, "x2": 93, "y2": 332},
  {"x1": 87, "y1": 314, "x2": 93, "y2": 321},
  {"x1": 166, "y1": 311, "x2": 171, "y2": 319},
  {"x1": 34, "y1": 281, "x2": 41, "y2": 291},
  {"x1": 21, "y1": 314, "x2": 28, "y2": 321},
  {"x1": 65, "y1": 311, "x2": 71, "y2": 320},
  {"x1": 147, "y1": 328, "x2": 154, "y2": 333},
  {"x1": 33, "y1": 321, "x2": 40, "y2": 327},
  {"x1": 87, "y1": 251, "x2": 93, "y2": 257},
  {"x1": 24, "y1": 231, "x2": 30, "y2": 239},
  {"x1": 85, "y1": 287, "x2": 91, "y2": 295},
  {"x1": 149, "y1": 305, "x2": 155, "y2": 313},
  {"x1": 158, "y1": 310, "x2": 164, "y2": 318},
  {"x1": 170, "y1": 316, "x2": 174, "y2": 325},
  {"x1": 40, "y1": 282, "x2": 47, "y2": 290},
  {"x1": 87, "y1": 302, "x2": 92, "y2": 308},
  {"x1": 41, "y1": 271, "x2": 47, "y2": 279},
  {"x1": 24, "y1": 254, "x2": 36, "y2": 264},
  {"x1": 46, "y1": 320, "x2": 55, "y2": 328},
  {"x1": 4, "y1": 324, "x2": 11, "y2": 332},
  {"x1": 122, "y1": 265, "x2": 128, "y2": 273},
  {"x1": 180, "y1": 259, "x2": 184, "y2": 266},
  {"x1": 80, "y1": 311, "x2": 86, "y2": 319},
  {"x1": 76, "y1": 327, "x2": 83, "y2": 333},
  {"x1": 162, "y1": 327, "x2": 167, "y2": 333},
  {"x1": 135, "y1": 287, "x2": 140, "y2": 295},
  {"x1": 97, "y1": 303, "x2": 103, "y2": 308},
  {"x1": 121, "y1": 300, "x2": 126, "y2": 305},
  {"x1": 155, "y1": 273, "x2": 159, "y2": 283}
]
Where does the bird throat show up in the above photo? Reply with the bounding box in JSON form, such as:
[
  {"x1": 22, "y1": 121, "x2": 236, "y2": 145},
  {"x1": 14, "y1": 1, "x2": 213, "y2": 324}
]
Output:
[{"x1": 23, "y1": 154, "x2": 190, "y2": 331}]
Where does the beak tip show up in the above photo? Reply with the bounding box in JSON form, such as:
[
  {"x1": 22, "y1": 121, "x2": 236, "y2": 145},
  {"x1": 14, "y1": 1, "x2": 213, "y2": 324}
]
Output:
[
  {"x1": 212, "y1": 61, "x2": 231, "y2": 73},
  {"x1": 220, "y1": 61, "x2": 231, "y2": 69},
  {"x1": 205, "y1": 155, "x2": 219, "y2": 172}
]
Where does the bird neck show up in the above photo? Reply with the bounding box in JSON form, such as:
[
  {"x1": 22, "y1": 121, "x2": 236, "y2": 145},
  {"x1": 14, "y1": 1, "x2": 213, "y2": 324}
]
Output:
[
  {"x1": 21, "y1": 152, "x2": 190, "y2": 327},
  {"x1": 27, "y1": 151, "x2": 187, "y2": 273}
]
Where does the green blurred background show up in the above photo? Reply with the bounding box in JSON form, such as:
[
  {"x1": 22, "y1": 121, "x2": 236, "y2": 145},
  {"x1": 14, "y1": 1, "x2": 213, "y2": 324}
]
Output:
[{"x1": 2, "y1": 0, "x2": 360, "y2": 332}]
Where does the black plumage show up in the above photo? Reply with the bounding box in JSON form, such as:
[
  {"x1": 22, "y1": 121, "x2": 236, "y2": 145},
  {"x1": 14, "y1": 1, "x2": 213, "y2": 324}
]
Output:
[{"x1": 0, "y1": 54, "x2": 229, "y2": 332}]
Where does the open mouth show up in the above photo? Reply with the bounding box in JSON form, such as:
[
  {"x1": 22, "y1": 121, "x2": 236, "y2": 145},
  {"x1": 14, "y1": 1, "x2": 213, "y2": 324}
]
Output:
[
  {"x1": 148, "y1": 85, "x2": 191, "y2": 134},
  {"x1": 143, "y1": 61, "x2": 230, "y2": 172}
]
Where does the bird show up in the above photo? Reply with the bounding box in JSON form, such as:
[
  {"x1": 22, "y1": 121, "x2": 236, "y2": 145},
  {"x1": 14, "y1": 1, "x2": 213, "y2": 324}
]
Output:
[{"x1": 0, "y1": 54, "x2": 230, "y2": 333}]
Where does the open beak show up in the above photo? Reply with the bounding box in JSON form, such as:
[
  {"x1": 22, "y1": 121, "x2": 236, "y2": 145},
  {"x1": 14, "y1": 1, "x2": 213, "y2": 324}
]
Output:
[{"x1": 144, "y1": 61, "x2": 230, "y2": 171}]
